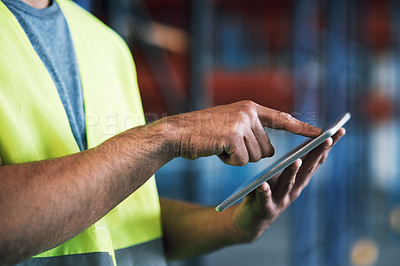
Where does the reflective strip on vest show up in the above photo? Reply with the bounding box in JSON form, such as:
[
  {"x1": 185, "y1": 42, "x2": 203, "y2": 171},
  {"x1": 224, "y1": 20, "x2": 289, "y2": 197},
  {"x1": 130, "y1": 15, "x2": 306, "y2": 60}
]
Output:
[
  {"x1": 16, "y1": 252, "x2": 114, "y2": 266},
  {"x1": 15, "y1": 238, "x2": 167, "y2": 266},
  {"x1": 115, "y1": 238, "x2": 166, "y2": 266},
  {"x1": 0, "y1": 0, "x2": 165, "y2": 264}
]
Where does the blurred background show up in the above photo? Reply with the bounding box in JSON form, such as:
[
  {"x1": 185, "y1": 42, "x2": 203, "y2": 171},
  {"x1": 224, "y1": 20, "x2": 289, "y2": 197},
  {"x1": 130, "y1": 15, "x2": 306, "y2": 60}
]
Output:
[{"x1": 75, "y1": 0, "x2": 400, "y2": 265}]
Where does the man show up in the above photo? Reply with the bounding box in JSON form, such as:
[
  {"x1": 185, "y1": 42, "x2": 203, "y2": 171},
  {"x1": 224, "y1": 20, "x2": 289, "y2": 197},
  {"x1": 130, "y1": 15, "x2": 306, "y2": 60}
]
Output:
[{"x1": 0, "y1": 0, "x2": 345, "y2": 265}]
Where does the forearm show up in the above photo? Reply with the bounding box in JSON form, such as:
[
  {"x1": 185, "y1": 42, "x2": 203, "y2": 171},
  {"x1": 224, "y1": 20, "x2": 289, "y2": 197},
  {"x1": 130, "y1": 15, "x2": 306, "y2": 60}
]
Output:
[
  {"x1": 160, "y1": 198, "x2": 247, "y2": 261},
  {"x1": 0, "y1": 101, "x2": 324, "y2": 264},
  {"x1": 0, "y1": 121, "x2": 175, "y2": 264}
]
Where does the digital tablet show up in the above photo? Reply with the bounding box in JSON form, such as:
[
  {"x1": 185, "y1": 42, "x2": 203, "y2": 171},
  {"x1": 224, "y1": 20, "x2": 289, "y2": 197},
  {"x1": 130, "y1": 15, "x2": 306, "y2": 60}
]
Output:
[{"x1": 215, "y1": 113, "x2": 351, "y2": 212}]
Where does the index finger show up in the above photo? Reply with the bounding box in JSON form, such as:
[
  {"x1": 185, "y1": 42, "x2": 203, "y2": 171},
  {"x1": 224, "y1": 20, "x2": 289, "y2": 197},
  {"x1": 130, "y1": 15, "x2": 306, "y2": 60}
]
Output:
[{"x1": 257, "y1": 106, "x2": 322, "y2": 137}]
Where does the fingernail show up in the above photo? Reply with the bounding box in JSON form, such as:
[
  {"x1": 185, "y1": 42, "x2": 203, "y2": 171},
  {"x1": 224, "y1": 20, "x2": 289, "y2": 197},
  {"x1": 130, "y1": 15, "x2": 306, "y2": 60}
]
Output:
[
  {"x1": 297, "y1": 159, "x2": 302, "y2": 167},
  {"x1": 312, "y1": 126, "x2": 322, "y2": 135},
  {"x1": 294, "y1": 159, "x2": 302, "y2": 168},
  {"x1": 258, "y1": 182, "x2": 269, "y2": 192}
]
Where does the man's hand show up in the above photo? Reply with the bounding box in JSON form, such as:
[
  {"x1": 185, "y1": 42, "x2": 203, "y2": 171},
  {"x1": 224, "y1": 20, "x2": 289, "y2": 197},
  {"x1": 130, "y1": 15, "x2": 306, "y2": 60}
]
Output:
[
  {"x1": 166, "y1": 100, "x2": 321, "y2": 166},
  {"x1": 160, "y1": 128, "x2": 345, "y2": 261},
  {"x1": 231, "y1": 128, "x2": 346, "y2": 242},
  {"x1": 0, "y1": 100, "x2": 323, "y2": 263}
]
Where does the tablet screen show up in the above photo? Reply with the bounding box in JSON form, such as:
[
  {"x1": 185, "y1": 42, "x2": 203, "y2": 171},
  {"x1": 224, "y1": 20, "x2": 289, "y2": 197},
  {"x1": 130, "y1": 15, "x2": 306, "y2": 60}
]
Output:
[{"x1": 215, "y1": 113, "x2": 351, "y2": 212}]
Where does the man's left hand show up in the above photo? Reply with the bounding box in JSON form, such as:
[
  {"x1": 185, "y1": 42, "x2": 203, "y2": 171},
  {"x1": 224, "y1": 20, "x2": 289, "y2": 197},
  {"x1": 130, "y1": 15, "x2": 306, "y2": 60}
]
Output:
[{"x1": 231, "y1": 128, "x2": 346, "y2": 242}]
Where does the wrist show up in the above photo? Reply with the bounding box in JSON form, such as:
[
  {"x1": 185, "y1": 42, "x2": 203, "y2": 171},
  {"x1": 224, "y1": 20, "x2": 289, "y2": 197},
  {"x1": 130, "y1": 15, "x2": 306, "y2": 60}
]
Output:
[
  {"x1": 230, "y1": 203, "x2": 269, "y2": 244},
  {"x1": 154, "y1": 115, "x2": 184, "y2": 159},
  {"x1": 221, "y1": 205, "x2": 256, "y2": 244},
  {"x1": 96, "y1": 119, "x2": 179, "y2": 166}
]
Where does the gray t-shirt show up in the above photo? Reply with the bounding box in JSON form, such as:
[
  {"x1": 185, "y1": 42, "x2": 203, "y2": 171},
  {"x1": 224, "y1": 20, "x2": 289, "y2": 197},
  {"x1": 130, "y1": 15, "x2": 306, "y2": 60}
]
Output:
[{"x1": 2, "y1": 0, "x2": 87, "y2": 151}]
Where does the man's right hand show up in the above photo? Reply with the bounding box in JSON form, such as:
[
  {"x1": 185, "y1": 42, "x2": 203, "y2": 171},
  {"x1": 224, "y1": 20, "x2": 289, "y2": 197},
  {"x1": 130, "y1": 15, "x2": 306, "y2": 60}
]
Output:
[
  {"x1": 163, "y1": 100, "x2": 322, "y2": 166},
  {"x1": 0, "y1": 100, "x2": 320, "y2": 264}
]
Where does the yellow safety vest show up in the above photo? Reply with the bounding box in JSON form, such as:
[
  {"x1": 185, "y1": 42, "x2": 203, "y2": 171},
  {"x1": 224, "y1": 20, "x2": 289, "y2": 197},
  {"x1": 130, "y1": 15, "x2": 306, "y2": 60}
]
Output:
[{"x1": 0, "y1": 0, "x2": 165, "y2": 265}]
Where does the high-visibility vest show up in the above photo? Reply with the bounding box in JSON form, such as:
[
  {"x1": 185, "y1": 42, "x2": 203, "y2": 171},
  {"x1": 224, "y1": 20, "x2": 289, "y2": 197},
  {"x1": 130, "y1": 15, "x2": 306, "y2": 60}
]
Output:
[{"x1": 0, "y1": 0, "x2": 165, "y2": 265}]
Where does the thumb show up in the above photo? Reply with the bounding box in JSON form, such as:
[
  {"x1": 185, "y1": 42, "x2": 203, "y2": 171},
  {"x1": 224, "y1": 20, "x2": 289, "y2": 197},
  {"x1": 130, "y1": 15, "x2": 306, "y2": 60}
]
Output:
[{"x1": 255, "y1": 182, "x2": 274, "y2": 211}]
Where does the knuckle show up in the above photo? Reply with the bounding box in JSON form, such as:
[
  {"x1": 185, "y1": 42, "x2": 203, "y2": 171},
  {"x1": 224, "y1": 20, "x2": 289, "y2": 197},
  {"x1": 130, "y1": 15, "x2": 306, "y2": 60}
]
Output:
[
  {"x1": 236, "y1": 156, "x2": 248, "y2": 166},
  {"x1": 238, "y1": 102, "x2": 257, "y2": 117},
  {"x1": 301, "y1": 121, "x2": 309, "y2": 129},
  {"x1": 248, "y1": 109, "x2": 258, "y2": 121},
  {"x1": 282, "y1": 197, "x2": 290, "y2": 207},
  {"x1": 238, "y1": 109, "x2": 251, "y2": 120},
  {"x1": 240, "y1": 100, "x2": 256, "y2": 108},
  {"x1": 286, "y1": 180, "x2": 295, "y2": 190},
  {"x1": 261, "y1": 142, "x2": 275, "y2": 157},
  {"x1": 228, "y1": 124, "x2": 240, "y2": 136},
  {"x1": 263, "y1": 189, "x2": 272, "y2": 199},
  {"x1": 278, "y1": 111, "x2": 292, "y2": 123},
  {"x1": 306, "y1": 166, "x2": 314, "y2": 174},
  {"x1": 237, "y1": 109, "x2": 253, "y2": 124},
  {"x1": 264, "y1": 146, "x2": 275, "y2": 157},
  {"x1": 232, "y1": 111, "x2": 249, "y2": 129}
]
